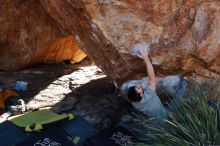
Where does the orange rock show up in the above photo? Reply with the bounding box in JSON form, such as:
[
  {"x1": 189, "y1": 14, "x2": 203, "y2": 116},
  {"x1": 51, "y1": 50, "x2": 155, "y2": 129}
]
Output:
[
  {"x1": 0, "y1": 0, "x2": 86, "y2": 71},
  {"x1": 41, "y1": 35, "x2": 87, "y2": 64},
  {"x1": 82, "y1": 0, "x2": 220, "y2": 84},
  {"x1": 0, "y1": 0, "x2": 219, "y2": 86}
]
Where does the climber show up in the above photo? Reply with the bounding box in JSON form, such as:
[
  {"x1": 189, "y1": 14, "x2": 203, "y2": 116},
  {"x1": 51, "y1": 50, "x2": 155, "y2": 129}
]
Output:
[{"x1": 120, "y1": 44, "x2": 187, "y2": 119}]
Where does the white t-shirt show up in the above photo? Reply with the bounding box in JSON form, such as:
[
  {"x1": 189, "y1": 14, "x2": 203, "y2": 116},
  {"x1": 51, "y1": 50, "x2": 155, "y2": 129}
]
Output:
[{"x1": 120, "y1": 76, "x2": 182, "y2": 118}]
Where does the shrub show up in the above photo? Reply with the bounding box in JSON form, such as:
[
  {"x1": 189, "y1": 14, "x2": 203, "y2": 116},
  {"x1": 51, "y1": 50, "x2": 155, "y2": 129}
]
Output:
[{"x1": 135, "y1": 79, "x2": 220, "y2": 146}]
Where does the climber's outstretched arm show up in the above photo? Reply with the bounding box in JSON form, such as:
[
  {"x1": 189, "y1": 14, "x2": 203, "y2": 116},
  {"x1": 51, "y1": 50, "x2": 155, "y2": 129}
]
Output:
[{"x1": 138, "y1": 49, "x2": 156, "y2": 91}]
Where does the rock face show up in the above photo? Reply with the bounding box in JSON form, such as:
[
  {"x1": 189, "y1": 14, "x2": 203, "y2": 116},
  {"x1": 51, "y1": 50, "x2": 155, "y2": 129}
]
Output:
[
  {"x1": 82, "y1": 0, "x2": 220, "y2": 82},
  {"x1": 0, "y1": 1, "x2": 86, "y2": 71},
  {"x1": 42, "y1": 35, "x2": 86, "y2": 64},
  {"x1": 0, "y1": 0, "x2": 220, "y2": 85}
]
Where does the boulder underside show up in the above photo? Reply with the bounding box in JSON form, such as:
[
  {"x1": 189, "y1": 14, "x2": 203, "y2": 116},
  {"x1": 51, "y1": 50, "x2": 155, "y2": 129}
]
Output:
[{"x1": 0, "y1": 0, "x2": 219, "y2": 85}]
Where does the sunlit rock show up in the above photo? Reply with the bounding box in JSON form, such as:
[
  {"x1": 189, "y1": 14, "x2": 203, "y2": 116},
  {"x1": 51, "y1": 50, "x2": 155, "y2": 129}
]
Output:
[{"x1": 0, "y1": 0, "x2": 219, "y2": 85}]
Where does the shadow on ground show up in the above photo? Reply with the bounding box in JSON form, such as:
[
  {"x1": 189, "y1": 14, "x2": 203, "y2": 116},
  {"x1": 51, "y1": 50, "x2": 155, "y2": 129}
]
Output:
[
  {"x1": 0, "y1": 63, "x2": 79, "y2": 102},
  {"x1": 0, "y1": 63, "x2": 133, "y2": 130},
  {"x1": 51, "y1": 77, "x2": 132, "y2": 129}
]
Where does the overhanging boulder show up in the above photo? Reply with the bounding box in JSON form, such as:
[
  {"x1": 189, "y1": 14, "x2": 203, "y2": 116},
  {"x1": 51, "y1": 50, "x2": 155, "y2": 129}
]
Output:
[{"x1": 0, "y1": 0, "x2": 219, "y2": 86}]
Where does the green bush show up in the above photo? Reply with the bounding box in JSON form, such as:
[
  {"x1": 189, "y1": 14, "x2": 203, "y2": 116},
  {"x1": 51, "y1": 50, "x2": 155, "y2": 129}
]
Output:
[{"x1": 135, "y1": 79, "x2": 220, "y2": 146}]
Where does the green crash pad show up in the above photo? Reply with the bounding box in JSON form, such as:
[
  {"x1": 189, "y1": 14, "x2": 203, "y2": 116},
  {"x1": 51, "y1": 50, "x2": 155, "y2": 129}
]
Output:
[{"x1": 11, "y1": 109, "x2": 74, "y2": 131}]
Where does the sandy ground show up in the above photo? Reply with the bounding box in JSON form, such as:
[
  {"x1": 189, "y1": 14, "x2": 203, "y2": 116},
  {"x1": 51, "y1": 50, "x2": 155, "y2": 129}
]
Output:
[{"x1": 0, "y1": 62, "x2": 132, "y2": 129}]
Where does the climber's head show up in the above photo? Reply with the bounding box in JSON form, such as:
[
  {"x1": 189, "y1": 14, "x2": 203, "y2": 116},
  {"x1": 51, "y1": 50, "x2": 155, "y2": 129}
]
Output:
[{"x1": 127, "y1": 85, "x2": 144, "y2": 102}]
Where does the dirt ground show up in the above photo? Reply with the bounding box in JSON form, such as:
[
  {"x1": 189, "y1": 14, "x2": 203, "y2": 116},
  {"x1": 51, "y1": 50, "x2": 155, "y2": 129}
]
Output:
[{"x1": 0, "y1": 62, "x2": 133, "y2": 129}]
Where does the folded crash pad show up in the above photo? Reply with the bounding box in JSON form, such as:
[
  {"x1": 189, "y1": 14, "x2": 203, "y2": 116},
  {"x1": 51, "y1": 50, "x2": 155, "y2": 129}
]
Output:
[
  {"x1": 60, "y1": 116, "x2": 97, "y2": 146},
  {"x1": 15, "y1": 128, "x2": 76, "y2": 146},
  {"x1": 0, "y1": 121, "x2": 28, "y2": 146},
  {"x1": 84, "y1": 126, "x2": 135, "y2": 146}
]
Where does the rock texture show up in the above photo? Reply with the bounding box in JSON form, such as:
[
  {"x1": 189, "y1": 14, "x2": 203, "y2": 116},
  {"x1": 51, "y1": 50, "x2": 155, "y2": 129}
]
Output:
[
  {"x1": 0, "y1": 0, "x2": 220, "y2": 85},
  {"x1": 82, "y1": 0, "x2": 220, "y2": 82},
  {"x1": 0, "y1": 1, "x2": 86, "y2": 71},
  {"x1": 42, "y1": 36, "x2": 86, "y2": 64}
]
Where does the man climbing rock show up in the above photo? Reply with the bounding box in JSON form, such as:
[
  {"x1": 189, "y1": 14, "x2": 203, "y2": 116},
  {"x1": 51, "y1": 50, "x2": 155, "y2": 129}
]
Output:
[{"x1": 120, "y1": 43, "x2": 187, "y2": 119}]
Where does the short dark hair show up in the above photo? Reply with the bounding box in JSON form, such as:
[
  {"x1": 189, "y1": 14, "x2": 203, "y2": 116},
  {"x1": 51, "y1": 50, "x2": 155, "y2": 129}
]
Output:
[{"x1": 127, "y1": 86, "x2": 142, "y2": 102}]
